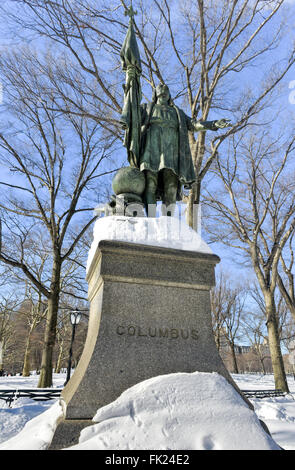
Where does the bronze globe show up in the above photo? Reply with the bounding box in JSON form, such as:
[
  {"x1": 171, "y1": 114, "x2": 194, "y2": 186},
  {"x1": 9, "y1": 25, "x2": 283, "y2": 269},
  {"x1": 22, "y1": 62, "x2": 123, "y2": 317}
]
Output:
[{"x1": 112, "y1": 167, "x2": 146, "y2": 196}]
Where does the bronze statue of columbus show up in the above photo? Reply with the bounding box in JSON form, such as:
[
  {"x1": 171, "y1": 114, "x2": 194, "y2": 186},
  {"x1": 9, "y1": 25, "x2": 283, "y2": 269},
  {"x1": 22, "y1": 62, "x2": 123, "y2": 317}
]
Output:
[{"x1": 120, "y1": 6, "x2": 230, "y2": 216}]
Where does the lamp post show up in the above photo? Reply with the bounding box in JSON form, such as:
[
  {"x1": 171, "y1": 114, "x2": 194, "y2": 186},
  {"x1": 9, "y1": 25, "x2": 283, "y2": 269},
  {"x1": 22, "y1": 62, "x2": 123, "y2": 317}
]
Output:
[{"x1": 65, "y1": 310, "x2": 81, "y2": 385}]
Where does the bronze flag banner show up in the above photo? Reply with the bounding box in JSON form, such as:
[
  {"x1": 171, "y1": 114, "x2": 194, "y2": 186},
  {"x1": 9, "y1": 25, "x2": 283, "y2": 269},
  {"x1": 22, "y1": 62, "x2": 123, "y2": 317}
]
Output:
[{"x1": 120, "y1": 7, "x2": 142, "y2": 168}]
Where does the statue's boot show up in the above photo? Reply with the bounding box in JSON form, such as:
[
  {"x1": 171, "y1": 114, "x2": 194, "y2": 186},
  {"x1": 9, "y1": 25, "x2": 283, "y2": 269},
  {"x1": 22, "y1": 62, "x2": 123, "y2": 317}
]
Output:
[
  {"x1": 144, "y1": 170, "x2": 158, "y2": 217},
  {"x1": 162, "y1": 169, "x2": 178, "y2": 216}
]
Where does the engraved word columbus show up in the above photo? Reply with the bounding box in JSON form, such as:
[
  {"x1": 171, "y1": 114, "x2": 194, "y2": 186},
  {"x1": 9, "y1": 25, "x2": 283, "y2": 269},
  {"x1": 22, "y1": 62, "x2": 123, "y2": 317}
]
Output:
[{"x1": 116, "y1": 325, "x2": 199, "y2": 340}]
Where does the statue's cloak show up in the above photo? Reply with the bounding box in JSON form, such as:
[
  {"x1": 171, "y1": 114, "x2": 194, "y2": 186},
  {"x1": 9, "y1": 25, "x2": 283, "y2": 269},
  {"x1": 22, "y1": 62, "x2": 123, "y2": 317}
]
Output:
[{"x1": 139, "y1": 102, "x2": 196, "y2": 200}]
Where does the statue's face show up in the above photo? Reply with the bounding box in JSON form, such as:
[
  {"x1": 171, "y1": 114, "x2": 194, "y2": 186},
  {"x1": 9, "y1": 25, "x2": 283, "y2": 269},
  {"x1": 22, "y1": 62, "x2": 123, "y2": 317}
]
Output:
[{"x1": 156, "y1": 83, "x2": 170, "y2": 101}]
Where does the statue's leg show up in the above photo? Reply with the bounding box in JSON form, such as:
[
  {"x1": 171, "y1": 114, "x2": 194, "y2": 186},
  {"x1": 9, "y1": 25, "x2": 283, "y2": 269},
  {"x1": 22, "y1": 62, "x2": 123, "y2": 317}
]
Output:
[
  {"x1": 144, "y1": 170, "x2": 158, "y2": 217},
  {"x1": 162, "y1": 169, "x2": 178, "y2": 216}
]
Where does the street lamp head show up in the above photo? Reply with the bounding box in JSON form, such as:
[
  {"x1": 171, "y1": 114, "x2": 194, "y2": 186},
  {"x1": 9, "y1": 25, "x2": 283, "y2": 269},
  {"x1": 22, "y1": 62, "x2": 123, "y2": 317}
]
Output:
[{"x1": 70, "y1": 311, "x2": 82, "y2": 325}]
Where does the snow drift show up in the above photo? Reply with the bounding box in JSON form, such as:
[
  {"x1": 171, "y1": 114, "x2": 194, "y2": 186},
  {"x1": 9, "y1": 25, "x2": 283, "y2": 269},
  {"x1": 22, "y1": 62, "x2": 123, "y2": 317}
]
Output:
[
  {"x1": 70, "y1": 371, "x2": 280, "y2": 450},
  {"x1": 0, "y1": 401, "x2": 63, "y2": 450},
  {"x1": 0, "y1": 372, "x2": 281, "y2": 450}
]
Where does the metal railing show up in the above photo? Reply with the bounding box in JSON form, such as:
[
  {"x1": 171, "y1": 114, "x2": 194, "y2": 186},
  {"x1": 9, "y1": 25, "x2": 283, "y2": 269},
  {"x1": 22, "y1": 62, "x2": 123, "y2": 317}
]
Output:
[
  {"x1": 241, "y1": 389, "x2": 286, "y2": 399},
  {"x1": 0, "y1": 388, "x2": 61, "y2": 407},
  {"x1": 0, "y1": 387, "x2": 289, "y2": 407}
]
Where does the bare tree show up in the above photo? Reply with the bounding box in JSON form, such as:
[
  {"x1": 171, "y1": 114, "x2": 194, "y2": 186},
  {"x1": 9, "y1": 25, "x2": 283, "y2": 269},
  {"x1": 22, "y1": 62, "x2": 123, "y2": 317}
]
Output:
[
  {"x1": 19, "y1": 286, "x2": 47, "y2": 377},
  {"x1": 276, "y1": 232, "x2": 295, "y2": 323},
  {"x1": 0, "y1": 48, "x2": 116, "y2": 387},
  {"x1": 206, "y1": 127, "x2": 295, "y2": 391},
  {"x1": 55, "y1": 311, "x2": 71, "y2": 374},
  {"x1": 0, "y1": 267, "x2": 24, "y2": 372},
  {"x1": 211, "y1": 272, "x2": 246, "y2": 373},
  {"x1": 242, "y1": 307, "x2": 270, "y2": 375},
  {"x1": 0, "y1": 294, "x2": 20, "y2": 372},
  {"x1": 22, "y1": 315, "x2": 43, "y2": 376},
  {"x1": 211, "y1": 273, "x2": 227, "y2": 352},
  {"x1": 242, "y1": 283, "x2": 291, "y2": 375}
]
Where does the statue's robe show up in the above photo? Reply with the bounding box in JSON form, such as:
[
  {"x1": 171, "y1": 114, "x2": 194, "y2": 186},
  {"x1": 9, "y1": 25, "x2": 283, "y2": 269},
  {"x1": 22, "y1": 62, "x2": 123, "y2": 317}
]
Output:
[{"x1": 139, "y1": 102, "x2": 196, "y2": 200}]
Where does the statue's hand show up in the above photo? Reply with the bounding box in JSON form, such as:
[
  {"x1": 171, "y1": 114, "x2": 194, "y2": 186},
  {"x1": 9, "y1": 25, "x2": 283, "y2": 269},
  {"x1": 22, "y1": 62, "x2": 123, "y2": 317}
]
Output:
[
  {"x1": 213, "y1": 118, "x2": 232, "y2": 129},
  {"x1": 120, "y1": 118, "x2": 128, "y2": 130}
]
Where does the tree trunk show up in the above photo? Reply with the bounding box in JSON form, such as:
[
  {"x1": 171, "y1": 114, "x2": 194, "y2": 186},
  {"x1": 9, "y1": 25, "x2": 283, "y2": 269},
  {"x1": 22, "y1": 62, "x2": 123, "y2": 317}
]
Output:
[
  {"x1": 215, "y1": 332, "x2": 221, "y2": 352},
  {"x1": 55, "y1": 341, "x2": 64, "y2": 374},
  {"x1": 0, "y1": 340, "x2": 3, "y2": 371},
  {"x1": 186, "y1": 130, "x2": 202, "y2": 231},
  {"x1": 38, "y1": 257, "x2": 61, "y2": 388},
  {"x1": 22, "y1": 331, "x2": 32, "y2": 377},
  {"x1": 259, "y1": 356, "x2": 266, "y2": 375},
  {"x1": 230, "y1": 342, "x2": 239, "y2": 374},
  {"x1": 288, "y1": 304, "x2": 295, "y2": 325},
  {"x1": 186, "y1": 182, "x2": 201, "y2": 231},
  {"x1": 265, "y1": 293, "x2": 289, "y2": 392}
]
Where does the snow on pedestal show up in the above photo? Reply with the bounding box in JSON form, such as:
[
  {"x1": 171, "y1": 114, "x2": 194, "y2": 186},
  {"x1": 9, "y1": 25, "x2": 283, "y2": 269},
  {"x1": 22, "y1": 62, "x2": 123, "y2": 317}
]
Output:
[
  {"x1": 69, "y1": 372, "x2": 280, "y2": 450},
  {"x1": 87, "y1": 215, "x2": 213, "y2": 273}
]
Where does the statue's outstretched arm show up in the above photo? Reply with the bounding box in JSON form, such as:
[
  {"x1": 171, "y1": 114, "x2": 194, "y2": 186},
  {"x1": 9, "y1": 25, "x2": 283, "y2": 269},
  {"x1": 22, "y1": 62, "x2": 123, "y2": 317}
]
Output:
[{"x1": 191, "y1": 118, "x2": 232, "y2": 132}]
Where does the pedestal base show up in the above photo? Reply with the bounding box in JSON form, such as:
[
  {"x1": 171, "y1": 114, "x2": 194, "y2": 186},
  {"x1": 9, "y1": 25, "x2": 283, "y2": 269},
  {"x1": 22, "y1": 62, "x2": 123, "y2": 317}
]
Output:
[
  {"x1": 49, "y1": 240, "x2": 252, "y2": 449},
  {"x1": 49, "y1": 420, "x2": 93, "y2": 450}
]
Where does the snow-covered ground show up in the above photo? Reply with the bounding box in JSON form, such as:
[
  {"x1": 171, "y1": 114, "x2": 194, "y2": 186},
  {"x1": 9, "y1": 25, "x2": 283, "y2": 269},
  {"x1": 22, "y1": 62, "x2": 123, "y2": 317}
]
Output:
[
  {"x1": 0, "y1": 373, "x2": 65, "y2": 448},
  {"x1": 0, "y1": 372, "x2": 294, "y2": 450},
  {"x1": 232, "y1": 373, "x2": 295, "y2": 451}
]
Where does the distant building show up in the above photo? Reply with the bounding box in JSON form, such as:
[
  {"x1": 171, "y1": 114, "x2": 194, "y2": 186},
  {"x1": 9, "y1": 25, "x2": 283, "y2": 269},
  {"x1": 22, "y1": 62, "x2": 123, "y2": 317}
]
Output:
[
  {"x1": 215, "y1": 331, "x2": 273, "y2": 374},
  {"x1": 235, "y1": 345, "x2": 251, "y2": 354}
]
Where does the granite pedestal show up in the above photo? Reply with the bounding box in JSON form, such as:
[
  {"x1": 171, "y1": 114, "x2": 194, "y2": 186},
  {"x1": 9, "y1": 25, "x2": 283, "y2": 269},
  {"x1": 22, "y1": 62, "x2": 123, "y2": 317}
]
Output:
[{"x1": 49, "y1": 240, "x2": 251, "y2": 449}]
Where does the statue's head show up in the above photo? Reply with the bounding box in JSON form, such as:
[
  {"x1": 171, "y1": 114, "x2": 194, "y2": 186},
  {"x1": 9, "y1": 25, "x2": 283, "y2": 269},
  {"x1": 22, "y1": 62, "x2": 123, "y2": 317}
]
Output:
[{"x1": 152, "y1": 83, "x2": 173, "y2": 105}]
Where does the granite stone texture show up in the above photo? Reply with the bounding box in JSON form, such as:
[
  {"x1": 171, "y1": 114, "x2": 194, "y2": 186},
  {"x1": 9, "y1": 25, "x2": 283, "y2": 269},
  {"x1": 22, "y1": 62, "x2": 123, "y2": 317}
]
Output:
[
  {"x1": 59, "y1": 240, "x2": 251, "y2": 423},
  {"x1": 49, "y1": 420, "x2": 93, "y2": 450}
]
